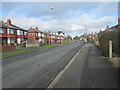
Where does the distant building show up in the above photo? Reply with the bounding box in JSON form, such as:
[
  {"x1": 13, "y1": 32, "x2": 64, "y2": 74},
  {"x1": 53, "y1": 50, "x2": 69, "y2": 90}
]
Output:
[
  {"x1": 51, "y1": 31, "x2": 65, "y2": 44},
  {"x1": 27, "y1": 27, "x2": 45, "y2": 43},
  {"x1": 44, "y1": 30, "x2": 51, "y2": 45}
]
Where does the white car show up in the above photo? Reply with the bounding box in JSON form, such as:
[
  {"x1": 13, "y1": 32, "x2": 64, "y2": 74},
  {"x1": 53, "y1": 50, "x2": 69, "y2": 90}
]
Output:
[{"x1": 84, "y1": 40, "x2": 87, "y2": 43}]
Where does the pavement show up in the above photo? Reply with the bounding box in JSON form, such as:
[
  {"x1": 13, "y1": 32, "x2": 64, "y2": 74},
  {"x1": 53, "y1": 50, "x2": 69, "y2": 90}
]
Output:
[
  {"x1": 2, "y1": 41, "x2": 84, "y2": 88},
  {"x1": 51, "y1": 43, "x2": 118, "y2": 88}
]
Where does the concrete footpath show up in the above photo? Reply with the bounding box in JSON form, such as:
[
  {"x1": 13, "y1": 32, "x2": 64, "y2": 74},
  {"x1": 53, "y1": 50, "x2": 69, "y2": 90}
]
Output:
[{"x1": 48, "y1": 43, "x2": 118, "y2": 88}]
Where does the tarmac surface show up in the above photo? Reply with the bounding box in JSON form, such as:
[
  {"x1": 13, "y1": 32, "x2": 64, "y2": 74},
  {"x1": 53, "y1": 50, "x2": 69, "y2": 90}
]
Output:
[
  {"x1": 53, "y1": 43, "x2": 118, "y2": 88},
  {"x1": 2, "y1": 41, "x2": 83, "y2": 88}
]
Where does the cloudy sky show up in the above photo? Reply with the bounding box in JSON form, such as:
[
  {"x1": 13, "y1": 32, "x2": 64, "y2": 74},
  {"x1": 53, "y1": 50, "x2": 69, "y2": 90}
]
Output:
[{"x1": 1, "y1": 1, "x2": 119, "y2": 37}]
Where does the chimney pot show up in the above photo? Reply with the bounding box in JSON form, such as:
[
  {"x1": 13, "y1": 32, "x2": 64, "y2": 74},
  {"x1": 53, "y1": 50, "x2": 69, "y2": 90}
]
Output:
[
  {"x1": 35, "y1": 27, "x2": 38, "y2": 30},
  {"x1": 106, "y1": 25, "x2": 109, "y2": 30},
  {"x1": 7, "y1": 19, "x2": 11, "y2": 25}
]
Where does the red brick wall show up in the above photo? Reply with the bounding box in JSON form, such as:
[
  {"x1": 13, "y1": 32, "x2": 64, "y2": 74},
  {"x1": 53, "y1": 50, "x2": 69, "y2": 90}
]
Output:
[
  {"x1": 2, "y1": 28, "x2": 7, "y2": 36},
  {"x1": 27, "y1": 32, "x2": 36, "y2": 42},
  {"x1": 0, "y1": 45, "x2": 16, "y2": 52}
]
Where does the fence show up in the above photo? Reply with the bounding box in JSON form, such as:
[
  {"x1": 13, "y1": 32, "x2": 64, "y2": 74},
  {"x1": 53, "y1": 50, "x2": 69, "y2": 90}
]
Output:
[{"x1": 98, "y1": 30, "x2": 120, "y2": 57}]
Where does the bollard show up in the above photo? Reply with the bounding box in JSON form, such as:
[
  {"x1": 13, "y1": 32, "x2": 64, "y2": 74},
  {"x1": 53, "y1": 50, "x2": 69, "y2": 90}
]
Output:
[{"x1": 109, "y1": 40, "x2": 112, "y2": 58}]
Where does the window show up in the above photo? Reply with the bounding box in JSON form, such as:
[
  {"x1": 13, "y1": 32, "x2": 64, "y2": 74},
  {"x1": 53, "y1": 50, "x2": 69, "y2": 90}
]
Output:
[
  {"x1": 52, "y1": 36, "x2": 55, "y2": 38},
  {"x1": 7, "y1": 38, "x2": 10, "y2": 44},
  {"x1": 38, "y1": 33, "x2": 41, "y2": 37},
  {"x1": 7, "y1": 28, "x2": 14, "y2": 34},
  {"x1": 24, "y1": 32, "x2": 27, "y2": 36},
  {"x1": 17, "y1": 30, "x2": 23, "y2": 35},
  {"x1": 0, "y1": 28, "x2": 3, "y2": 34},
  {"x1": 7, "y1": 38, "x2": 15, "y2": 44},
  {"x1": 11, "y1": 38, "x2": 15, "y2": 43},
  {"x1": 36, "y1": 33, "x2": 38, "y2": 36},
  {"x1": 17, "y1": 30, "x2": 20, "y2": 35},
  {"x1": 20, "y1": 31, "x2": 23, "y2": 35},
  {"x1": 42, "y1": 33, "x2": 44, "y2": 37}
]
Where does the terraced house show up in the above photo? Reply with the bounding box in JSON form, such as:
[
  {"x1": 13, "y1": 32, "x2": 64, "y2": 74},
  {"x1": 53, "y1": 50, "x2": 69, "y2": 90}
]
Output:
[
  {"x1": 0, "y1": 19, "x2": 65, "y2": 51},
  {"x1": 27, "y1": 27, "x2": 45, "y2": 43},
  {"x1": 27, "y1": 27, "x2": 45, "y2": 47},
  {"x1": 0, "y1": 19, "x2": 28, "y2": 52}
]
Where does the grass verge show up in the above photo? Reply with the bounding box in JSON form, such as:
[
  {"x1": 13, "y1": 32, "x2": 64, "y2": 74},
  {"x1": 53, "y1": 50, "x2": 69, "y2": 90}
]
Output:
[
  {"x1": 0, "y1": 45, "x2": 59, "y2": 58},
  {"x1": 37, "y1": 45, "x2": 58, "y2": 49},
  {"x1": 0, "y1": 49, "x2": 36, "y2": 58},
  {"x1": 61, "y1": 41, "x2": 75, "y2": 45}
]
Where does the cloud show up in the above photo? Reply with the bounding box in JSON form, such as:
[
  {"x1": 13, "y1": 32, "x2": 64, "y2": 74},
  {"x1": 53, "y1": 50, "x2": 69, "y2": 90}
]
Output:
[{"x1": 2, "y1": 2, "x2": 118, "y2": 37}]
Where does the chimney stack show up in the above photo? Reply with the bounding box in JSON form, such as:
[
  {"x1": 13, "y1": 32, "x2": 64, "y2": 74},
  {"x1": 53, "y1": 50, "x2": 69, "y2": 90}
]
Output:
[
  {"x1": 7, "y1": 19, "x2": 11, "y2": 25},
  {"x1": 106, "y1": 25, "x2": 109, "y2": 30},
  {"x1": 35, "y1": 27, "x2": 38, "y2": 30},
  {"x1": 48, "y1": 30, "x2": 50, "y2": 33},
  {"x1": 118, "y1": 18, "x2": 120, "y2": 24}
]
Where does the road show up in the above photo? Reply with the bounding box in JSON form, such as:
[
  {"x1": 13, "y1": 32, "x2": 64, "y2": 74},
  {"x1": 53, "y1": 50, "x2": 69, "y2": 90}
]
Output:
[{"x1": 2, "y1": 41, "x2": 83, "y2": 88}]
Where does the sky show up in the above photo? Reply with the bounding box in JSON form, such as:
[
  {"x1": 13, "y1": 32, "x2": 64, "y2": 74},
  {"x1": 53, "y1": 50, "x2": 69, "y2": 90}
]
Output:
[{"x1": 1, "y1": 1, "x2": 119, "y2": 37}]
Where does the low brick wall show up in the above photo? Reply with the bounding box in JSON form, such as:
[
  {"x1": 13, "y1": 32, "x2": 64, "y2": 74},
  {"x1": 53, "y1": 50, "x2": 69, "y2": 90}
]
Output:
[{"x1": 0, "y1": 45, "x2": 16, "y2": 52}]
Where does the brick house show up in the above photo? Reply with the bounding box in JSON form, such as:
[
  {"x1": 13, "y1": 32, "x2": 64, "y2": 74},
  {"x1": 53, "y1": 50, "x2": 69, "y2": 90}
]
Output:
[
  {"x1": 51, "y1": 31, "x2": 65, "y2": 44},
  {"x1": 0, "y1": 21, "x2": 16, "y2": 52},
  {"x1": 27, "y1": 27, "x2": 45, "y2": 43},
  {"x1": 0, "y1": 19, "x2": 28, "y2": 52},
  {"x1": 57, "y1": 31, "x2": 65, "y2": 43},
  {"x1": 51, "y1": 33, "x2": 58, "y2": 44},
  {"x1": 44, "y1": 31, "x2": 51, "y2": 45}
]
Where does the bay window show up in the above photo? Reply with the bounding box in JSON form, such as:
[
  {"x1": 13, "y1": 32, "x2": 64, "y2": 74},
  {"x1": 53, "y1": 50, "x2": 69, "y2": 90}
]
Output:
[
  {"x1": 7, "y1": 28, "x2": 14, "y2": 34},
  {"x1": 17, "y1": 30, "x2": 23, "y2": 35},
  {"x1": 7, "y1": 38, "x2": 15, "y2": 44}
]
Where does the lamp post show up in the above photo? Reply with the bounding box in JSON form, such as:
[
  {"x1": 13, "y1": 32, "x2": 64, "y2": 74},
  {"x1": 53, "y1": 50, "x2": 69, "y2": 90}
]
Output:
[
  {"x1": 84, "y1": 24, "x2": 88, "y2": 42},
  {"x1": 49, "y1": 7, "x2": 54, "y2": 45},
  {"x1": 50, "y1": 7, "x2": 54, "y2": 29}
]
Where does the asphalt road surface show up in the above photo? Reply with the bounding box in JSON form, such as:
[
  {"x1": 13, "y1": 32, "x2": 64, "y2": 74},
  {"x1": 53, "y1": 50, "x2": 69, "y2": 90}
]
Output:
[
  {"x1": 53, "y1": 43, "x2": 118, "y2": 88},
  {"x1": 2, "y1": 41, "x2": 83, "y2": 88}
]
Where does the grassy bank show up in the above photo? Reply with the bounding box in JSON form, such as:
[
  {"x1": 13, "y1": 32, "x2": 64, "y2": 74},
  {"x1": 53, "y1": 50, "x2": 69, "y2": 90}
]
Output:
[
  {"x1": 61, "y1": 41, "x2": 75, "y2": 45},
  {"x1": 37, "y1": 45, "x2": 58, "y2": 49},
  {"x1": 0, "y1": 45, "x2": 59, "y2": 58},
  {"x1": 0, "y1": 49, "x2": 36, "y2": 58}
]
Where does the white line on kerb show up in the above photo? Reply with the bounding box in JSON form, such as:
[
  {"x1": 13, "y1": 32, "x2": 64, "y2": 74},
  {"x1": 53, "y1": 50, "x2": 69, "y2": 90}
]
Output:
[{"x1": 47, "y1": 45, "x2": 84, "y2": 89}]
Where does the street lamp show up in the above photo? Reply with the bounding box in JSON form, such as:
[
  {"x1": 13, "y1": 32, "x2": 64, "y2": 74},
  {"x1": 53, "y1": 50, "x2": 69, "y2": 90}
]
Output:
[
  {"x1": 84, "y1": 24, "x2": 88, "y2": 42},
  {"x1": 50, "y1": 7, "x2": 54, "y2": 45}
]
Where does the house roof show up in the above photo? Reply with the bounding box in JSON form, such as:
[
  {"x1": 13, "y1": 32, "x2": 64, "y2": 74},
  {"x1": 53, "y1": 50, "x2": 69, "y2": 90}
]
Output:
[
  {"x1": 0, "y1": 21, "x2": 14, "y2": 28},
  {"x1": 0, "y1": 21, "x2": 27, "y2": 31},
  {"x1": 27, "y1": 28, "x2": 36, "y2": 32},
  {"x1": 10, "y1": 24, "x2": 26, "y2": 31},
  {"x1": 27, "y1": 27, "x2": 44, "y2": 33}
]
